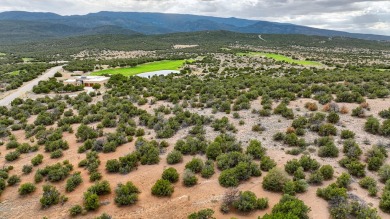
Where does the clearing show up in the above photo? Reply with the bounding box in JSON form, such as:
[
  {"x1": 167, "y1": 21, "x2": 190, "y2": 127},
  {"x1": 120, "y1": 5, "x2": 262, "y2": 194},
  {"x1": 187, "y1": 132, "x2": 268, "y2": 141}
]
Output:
[
  {"x1": 237, "y1": 52, "x2": 322, "y2": 66},
  {"x1": 22, "y1": 57, "x2": 34, "y2": 62},
  {"x1": 91, "y1": 60, "x2": 188, "y2": 76}
]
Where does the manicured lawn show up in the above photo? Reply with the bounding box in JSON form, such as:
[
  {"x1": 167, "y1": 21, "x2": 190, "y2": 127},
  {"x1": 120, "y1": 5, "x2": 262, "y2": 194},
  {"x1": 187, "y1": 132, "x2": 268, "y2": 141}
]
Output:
[
  {"x1": 91, "y1": 60, "x2": 188, "y2": 76},
  {"x1": 237, "y1": 52, "x2": 321, "y2": 66},
  {"x1": 22, "y1": 58, "x2": 34, "y2": 62},
  {"x1": 9, "y1": 70, "x2": 20, "y2": 76}
]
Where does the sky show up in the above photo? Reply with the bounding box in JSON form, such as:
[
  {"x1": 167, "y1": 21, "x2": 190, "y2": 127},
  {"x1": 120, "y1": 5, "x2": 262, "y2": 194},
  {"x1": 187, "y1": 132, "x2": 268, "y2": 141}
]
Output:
[{"x1": 0, "y1": 0, "x2": 389, "y2": 35}]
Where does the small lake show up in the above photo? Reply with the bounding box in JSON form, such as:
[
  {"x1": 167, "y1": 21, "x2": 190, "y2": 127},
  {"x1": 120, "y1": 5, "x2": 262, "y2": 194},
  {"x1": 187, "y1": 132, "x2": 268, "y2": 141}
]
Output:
[{"x1": 136, "y1": 70, "x2": 180, "y2": 78}]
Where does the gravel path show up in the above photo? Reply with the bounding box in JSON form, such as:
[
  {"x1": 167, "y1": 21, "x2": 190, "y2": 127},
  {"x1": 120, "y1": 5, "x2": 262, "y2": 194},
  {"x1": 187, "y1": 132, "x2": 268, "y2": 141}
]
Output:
[{"x1": 0, "y1": 65, "x2": 63, "y2": 106}]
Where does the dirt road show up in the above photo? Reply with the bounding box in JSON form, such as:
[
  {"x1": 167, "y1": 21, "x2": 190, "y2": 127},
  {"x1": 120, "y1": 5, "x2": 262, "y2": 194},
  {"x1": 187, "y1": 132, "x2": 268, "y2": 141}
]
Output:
[{"x1": 0, "y1": 65, "x2": 63, "y2": 106}]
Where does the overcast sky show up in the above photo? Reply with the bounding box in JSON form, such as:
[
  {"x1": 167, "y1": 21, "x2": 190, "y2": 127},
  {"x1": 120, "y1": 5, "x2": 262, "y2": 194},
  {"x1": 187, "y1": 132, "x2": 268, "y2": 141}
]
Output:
[{"x1": 0, "y1": 0, "x2": 389, "y2": 35}]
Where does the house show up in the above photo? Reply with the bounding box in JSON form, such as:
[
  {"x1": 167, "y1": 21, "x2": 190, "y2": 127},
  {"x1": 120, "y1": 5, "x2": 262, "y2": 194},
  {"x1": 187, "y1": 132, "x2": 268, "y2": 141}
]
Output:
[{"x1": 64, "y1": 76, "x2": 109, "y2": 87}]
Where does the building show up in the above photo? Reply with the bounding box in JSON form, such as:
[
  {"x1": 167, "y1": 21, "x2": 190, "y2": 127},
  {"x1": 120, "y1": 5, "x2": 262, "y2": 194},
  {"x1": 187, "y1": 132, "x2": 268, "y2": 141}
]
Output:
[{"x1": 64, "y1": 76, "x2": 109, "y2": 87}]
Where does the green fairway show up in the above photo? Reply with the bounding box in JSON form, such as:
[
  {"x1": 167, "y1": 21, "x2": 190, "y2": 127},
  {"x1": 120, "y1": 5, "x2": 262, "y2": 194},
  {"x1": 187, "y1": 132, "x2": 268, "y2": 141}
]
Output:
[
  {"x1": 92, "y1": 60, "x2": 188, "y2": 76},
  {"x1": 22, "y1": 57, "x2": 34, "y2": 62},
  {"x1": 237, "y1": 52, "x2": 321, "y2": 66},
  {"x1": 6, "y1": 70, "x2": 20, "y2": 76}
]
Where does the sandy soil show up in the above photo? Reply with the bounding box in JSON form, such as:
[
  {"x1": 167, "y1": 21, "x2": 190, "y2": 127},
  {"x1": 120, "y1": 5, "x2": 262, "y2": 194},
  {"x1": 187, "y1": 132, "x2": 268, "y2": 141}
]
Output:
[{"x1": 0, "y1": 95, "x2": 389, "y2": 219}]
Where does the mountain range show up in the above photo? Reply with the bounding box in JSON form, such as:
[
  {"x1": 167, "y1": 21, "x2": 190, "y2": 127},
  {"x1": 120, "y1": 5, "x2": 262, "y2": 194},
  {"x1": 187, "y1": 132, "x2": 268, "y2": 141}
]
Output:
[{"x1": 0, "y1": 11, "x2": 390, "y2": 43}]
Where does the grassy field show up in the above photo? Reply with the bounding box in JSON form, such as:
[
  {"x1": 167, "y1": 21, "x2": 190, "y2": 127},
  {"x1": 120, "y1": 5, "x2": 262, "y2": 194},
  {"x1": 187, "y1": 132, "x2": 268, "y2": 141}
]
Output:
[
  {"x1": 92, "y1": 60, "x2": 188, "y2": 76},
  {"x1": 9, "y1": 71, "x2": 20, "y2": 76},
  {"x1": 22, "y1": 57, "x2": 34, "y2": 62},
  {"x1": 237, "y1": 52, "x2": 321, "y2": 66}
]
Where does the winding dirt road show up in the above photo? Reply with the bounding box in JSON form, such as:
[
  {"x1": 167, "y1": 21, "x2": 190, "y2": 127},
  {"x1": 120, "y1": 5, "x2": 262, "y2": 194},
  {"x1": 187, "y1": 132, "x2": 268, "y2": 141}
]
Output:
[{"x1": 0, "y1": 65, "x2": 63, "y2": 106}]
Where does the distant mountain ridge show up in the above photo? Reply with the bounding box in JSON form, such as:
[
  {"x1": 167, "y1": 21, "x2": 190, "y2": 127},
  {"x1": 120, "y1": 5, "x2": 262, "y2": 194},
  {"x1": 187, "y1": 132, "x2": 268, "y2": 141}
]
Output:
[{"x1": 0, "y1": 11, "x2": 389, "y2": 42}]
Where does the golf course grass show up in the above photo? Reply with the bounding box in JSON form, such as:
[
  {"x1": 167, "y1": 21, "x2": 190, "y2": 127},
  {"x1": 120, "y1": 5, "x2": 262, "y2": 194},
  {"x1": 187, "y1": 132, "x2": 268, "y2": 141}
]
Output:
[
  {"x1": 22, "y1": 58, "x2": 34, "y2": 62},
  {"x1": 237, "y1": 52, "x2": 321, "y2": 66},
  {"x1": 9, "y1": 71, "x2": 20, "y2": 76},
  {"x1": 91, "y1": 60, "x2": 188, "y2": 76}
]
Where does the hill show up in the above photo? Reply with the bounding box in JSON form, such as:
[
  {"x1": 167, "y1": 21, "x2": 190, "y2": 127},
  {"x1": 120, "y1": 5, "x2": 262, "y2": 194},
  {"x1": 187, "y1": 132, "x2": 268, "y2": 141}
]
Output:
[{"x1": 0, "y1": 11, "x2": 389, "y2": 43}]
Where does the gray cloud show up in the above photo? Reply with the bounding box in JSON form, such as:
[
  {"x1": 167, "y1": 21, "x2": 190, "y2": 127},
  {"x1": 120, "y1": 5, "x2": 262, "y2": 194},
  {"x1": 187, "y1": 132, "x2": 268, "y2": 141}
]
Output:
[{"x1": 0, "y1": 0, "x2": 389, "y2": 35}]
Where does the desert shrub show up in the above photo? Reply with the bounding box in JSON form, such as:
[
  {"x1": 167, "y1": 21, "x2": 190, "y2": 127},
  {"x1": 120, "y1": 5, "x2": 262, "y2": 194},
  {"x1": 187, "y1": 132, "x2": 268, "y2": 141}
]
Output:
[
  {"x1": 232, "y1": 191, "x2": 268, "y2": 212},
  {"x1": 201, "y1": 161, "x2": 215, "y2": 179},
  {"x1": 319, "y1": 165, "x2": 334, "y2": 180},
  {"x1": 246, "y1": 140, "x2": 266, "y2": 159},
  {"x1": 316, "y1": 183, "x2": 348, "y2": 201},
  {"x1": 327, "y1": 112, "x2": 340, "y2": 124},
  {"x1": 299, "y1": 155, "x2": 320, "y2": 172},
  {"x1": 18, "y1": 183, "x2": 36, "y2": 195},
  {"x1": 262, "y1": 168, "x2": 289, "y2": 192},
  {"x1": 307, "y1": 171, "x2": 324, "y2": 185},
  {"x1": 294, "y1": 179, "x2": 309, "y2": 193},
  {"x1": 183, "y1": 169, "x2": 198, "y2": 187},
  {"x1": 379, "y1": 108, "x2": 390, "y2": 119},
  {"x1": 87, "y1": 180, "x2": 111, "y2": 195},
  {"x1": 137, "y1": 141, "x2": 160, "y2": 165},
  {"x1": 260, "y1": 156, "x2": 276, "y2": 171},
  {"x1": 188, "y1": 209, "x2": 215, "y2": 219},
  {"x1": 305, "y1": 102, "x2": 318, "y2": 111},
  {"x1": 5, "y1": 151, "x2": 20, "y2": 161},
  {"x1": 114, "y1": 181, "x2": 140, "y2": 206},
  {"x1": 151, "y1": 179, "x2": 174, "y2": 196},
  {"x1": 380, "y1": 188, "x2": 390, "y2": 213},
  {"x1": 273, "y1": 132, "x2": 285, "y2": 141},
  {"x1": 69, "y1": 205, "x2": 83, "y2": 216},
  {"x1": 292, "y1": 117, "x2": 308, "y2": 129},
  {"x1": 274, "y1": 103, "x2": 294, "y2": 119},
  {"x1": 336, "y1": 173, "x2": 352, "y2": 188},
  {"x1": 379, "y1": 165, "x2": 390, "y2": 182},
  {"x1": 50, "y1": 149, "x2": 63, "y2": 159},
  {"x1": 283, "y1": 180, "x2": 296, "y2": 195},
  {"x1": 83, "y1": 192, "x2": 100, "y2": 211},
  {"x1": 31, "y1": 154, "x2": 43, "y2": 166},
  {"x1": 0, "y1": 178, "x2": 4, "y2": 194},
  {"x1": 345, "y1": 160, "x2": 366, "y2": 177},
  {"x1": 66, "y1": 172, "x2": 83, "y2": 192},
  {"x1": 359, "y1": 176, "x2": 377, "y2": 191},
  {"x1": 381, "y1": 119, "x2": 390, "y2": 136},
  {"x1": 35, "y1": 161, "x2": 73, "y2": 183},
  {"x1": 162, "y1": 167, "x2": 179, "y2": 183},
  {"x1": 94, "y1": 213, "x2": 112, "y2": 219},
  {"x1": 343, "y1": 139, "x2": 362, "y2": 159},
  {"x1": 22, "y1": 165, "x2": 33, "y2": 174},
  {"x1": 364, "y1": 117, "x2": 380, "y2": 134},
  {"x1": 340, "y1": 130, "x2": 355, "y2": 139},
  {"x1": 318, "y1": 123, "x2": 337, "y2": 136},
  {"x1": 351, "y1": 106, "x2": 365, "y2": 117},
  {"x1": 216, "y1": 152, "x2": 250, "y2": 170},
  {"x1": 89, "y1": 171, "x2": 102, "y2": 182},
  {"x1": 318, "y1": 142, "x2": 339, "y2": 158},
  {"x1": 105, "y1": 152, "x2": 138, "y2": 174},
  {"x1": 219, "y1": 168, "x2": 238, "y2": 187},
  {"x1": 283, "y1": 133, "x2": 299, "y2": 146},
  {"x1": 262, "y1": 195, "x2": 310, "y2": 219},
  {"x1": 185, "y1": 158, "x2": 204, "y2": 173},
  {"x1": 6, "y1": 140, "x2": 20, "y2": 149},
  {"x1": 285, "y1": 159, "x2": 301, "y2": 175},
  {"x1": 40, "y1": 184, "x2": 62, "y2": 208},
  {"x1": 366, "y1": 145, "x2": 387, "y2": 171},
  {"x1": 206, "y1": 142, "x2": 222, "y2": 160},
  {"x1": 293, "y1": 167, "x2": 305, "y2": 181},
  {"x1": 7, "y1": 175, "x2": 20, "y2": 186},
  {"x1": 76, "y1": 124, "x2": 98, "y2": 142},
  {"x1": 166, "y1": 150, "x2": 183, "y2": 164}
]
